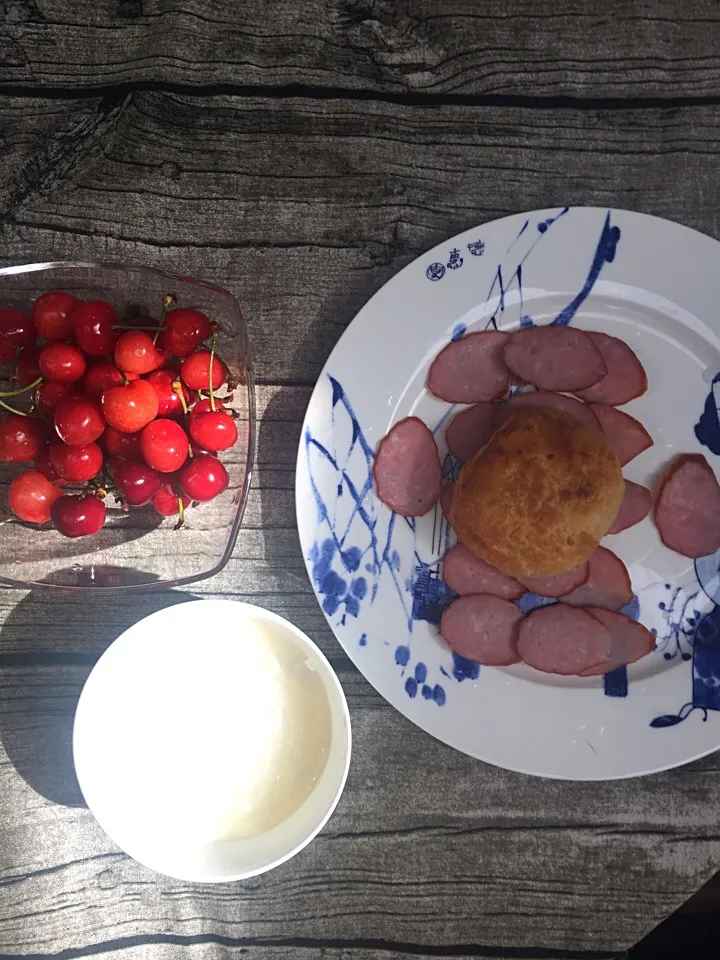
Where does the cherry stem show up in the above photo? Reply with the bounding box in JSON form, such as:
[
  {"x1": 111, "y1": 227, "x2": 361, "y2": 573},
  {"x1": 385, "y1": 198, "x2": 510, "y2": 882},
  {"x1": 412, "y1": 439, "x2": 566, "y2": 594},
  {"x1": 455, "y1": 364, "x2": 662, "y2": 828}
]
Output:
[
  {"x1": 152, "y1": 293, "x2": 178, "y2": 345},
  {"x1": 0, "y1": 398, "x2": 29, "y2": 416},
  {"x1": 170, "y1": 473, "x2": 185, "y2": 529},
  {"x1": 172, "y1": 380, "x2": 188, "y2": 416},
  {"x1": 172, "y1": 381, "x2": 194, "y2": 459},
  {"x1": 208, "y1": 331, "x2": 218, "y2": 412},
  {"x1": 0, "y1": 376, "x2": 43, "y2": 398}
]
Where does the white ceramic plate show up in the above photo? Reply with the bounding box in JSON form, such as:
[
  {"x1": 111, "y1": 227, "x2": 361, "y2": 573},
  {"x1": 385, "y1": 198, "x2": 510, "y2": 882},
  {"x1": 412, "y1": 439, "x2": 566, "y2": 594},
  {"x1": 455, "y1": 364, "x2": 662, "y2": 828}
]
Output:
[{"x1": 296, "y1": 207, "x2": 720, "y2": 780}]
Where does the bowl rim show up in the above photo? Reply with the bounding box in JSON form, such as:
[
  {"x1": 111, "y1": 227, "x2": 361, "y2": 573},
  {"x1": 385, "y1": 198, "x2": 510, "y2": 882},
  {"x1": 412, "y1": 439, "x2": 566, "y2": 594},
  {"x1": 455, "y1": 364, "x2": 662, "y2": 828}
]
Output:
[{"x1": 0, "y1": 261, "x2": 256, "y2": 593}]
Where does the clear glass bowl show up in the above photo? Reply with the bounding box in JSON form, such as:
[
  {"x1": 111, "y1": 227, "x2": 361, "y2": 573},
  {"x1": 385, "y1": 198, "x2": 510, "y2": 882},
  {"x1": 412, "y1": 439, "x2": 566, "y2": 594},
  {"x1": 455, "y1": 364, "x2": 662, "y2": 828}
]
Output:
[{"x1": 0, "y1": 262, "x2": 255, "y2": 592}]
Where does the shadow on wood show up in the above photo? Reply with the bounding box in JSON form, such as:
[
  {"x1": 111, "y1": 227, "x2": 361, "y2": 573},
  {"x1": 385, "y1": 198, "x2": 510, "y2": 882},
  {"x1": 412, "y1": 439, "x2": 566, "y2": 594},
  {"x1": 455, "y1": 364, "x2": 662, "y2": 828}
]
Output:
[{"x1": 0, "y1": 587, "x2": 193, "y2": 806}]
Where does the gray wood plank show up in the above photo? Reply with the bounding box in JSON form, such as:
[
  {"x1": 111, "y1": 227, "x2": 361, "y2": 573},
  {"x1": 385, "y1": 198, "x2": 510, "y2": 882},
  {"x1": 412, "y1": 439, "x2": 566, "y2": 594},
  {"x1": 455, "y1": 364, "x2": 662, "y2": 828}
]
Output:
[
  {"x1": 5, "y1": 92, "x2": 720, "y2": 385},
  {"x1": 2, "y1": 0, "x2": 720, "y2": 100},
  {"x1": 1, "y1": 658, "x2": 719, "y2": 955}
]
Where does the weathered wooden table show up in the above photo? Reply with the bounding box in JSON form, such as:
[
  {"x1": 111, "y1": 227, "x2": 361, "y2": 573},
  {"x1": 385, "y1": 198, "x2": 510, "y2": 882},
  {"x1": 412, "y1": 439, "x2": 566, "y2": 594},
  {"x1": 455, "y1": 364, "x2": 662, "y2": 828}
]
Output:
[{"x1": 2, "y1": 3, "x2": 720, "y2": 958}]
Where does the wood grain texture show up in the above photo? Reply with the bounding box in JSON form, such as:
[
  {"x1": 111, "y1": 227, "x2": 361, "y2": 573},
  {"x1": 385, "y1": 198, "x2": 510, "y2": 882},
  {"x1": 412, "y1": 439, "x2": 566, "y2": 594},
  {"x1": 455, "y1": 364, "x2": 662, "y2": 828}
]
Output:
[
  {"x1": 1, "y1": 68, "x2": 720, "y2": 956},
  {"x1": 4, "y1": 93, "x2": 720, "y2": 384},
  {"x1": 2, "y1": 0, "x2": 720, "y2": 100},
  {"x1": 2, "y1": 656, "x2": 720, "y2": 956}
]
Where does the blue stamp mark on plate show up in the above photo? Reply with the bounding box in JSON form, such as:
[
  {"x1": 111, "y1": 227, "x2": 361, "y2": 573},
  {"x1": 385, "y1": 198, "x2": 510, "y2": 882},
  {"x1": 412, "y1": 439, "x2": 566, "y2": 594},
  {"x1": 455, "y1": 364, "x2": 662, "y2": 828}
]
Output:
[
  {"x1": 447, "y1": 248, "x2": 463, "y2": 270},
  {"x1": 426, "y1": 262, "x2": 445, "y2": 281}
]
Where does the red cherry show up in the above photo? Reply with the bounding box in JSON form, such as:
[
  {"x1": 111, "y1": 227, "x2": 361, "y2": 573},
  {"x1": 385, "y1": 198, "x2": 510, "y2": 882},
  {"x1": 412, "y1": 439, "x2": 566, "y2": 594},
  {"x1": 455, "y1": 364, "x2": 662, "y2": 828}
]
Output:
[
  {"x1": 189, "y1": 397, "x2": 226, "y2": 418},
  {"x1": 51, "y1": 494, "x2": 106, "y2": 538},
  {"x1": 140, "y1": 418, "x2": 189, "y2": 473},
  {"x1": 15, "y1": 346, "x2": 41, "y2": 386},
  {"x1": 158, "y1": 309, "x2": 213, "y2": 358},
  {"x1": 181, "y1": 350, "x2": 227, "y2": 391},
  {"x1": 31, "y1": 291, "x2": 79, "y2": 340},
  {"x1": 84, "y1": 361, "x2": 137, "y2": 396},
  {"x1": 39, "y1": 342, "x2": 87, "y2": 383},
  {"x1": 152, "y1": 481, "x2": 191, "y2": 517},
  {"x1": 101, "y1": 379, "x2": 159, "y2": 433},
  {"x1": 178, "y1": 453, "x2": 228, "y2": 502},
  {"x1": 110, "y1": 456, "x2": 161, "y2": 506},
  {"x1": 49, "y1": 441, "x2": 103, "y2": 482},
  {"x1": 114, "y1": 331, "x2": 164, "y2": 375},
  {"x1": 35, "y1": 380, "x2": 79, "y2": 416},
  {"x1": 189, "y1": 410, "x2": 238, "y2": 452},
  {"x1": 104, "y1": 426, "x2": 143, "y2": 460},
  {"x1": 54, "y1": 397, "x2": 104, "y2": 447},
  {"x1": 8, "y1": 470, "x2": 62, "y2": 523},
  {"x1": 0, "y1": 415, "x2": 47, "y2": 462},
  {"x1": 70, "y1": 300, "x2": 118, "y2": 356},
  {"x1": 145, "y1": 369, "x2": 192, "y2": 417},
  {"x1": 34, "y1": 452, "x2": 61, "y2": 482},
  {"x1": 0, "y1": 308, "x2": 35, "y2": 362}
]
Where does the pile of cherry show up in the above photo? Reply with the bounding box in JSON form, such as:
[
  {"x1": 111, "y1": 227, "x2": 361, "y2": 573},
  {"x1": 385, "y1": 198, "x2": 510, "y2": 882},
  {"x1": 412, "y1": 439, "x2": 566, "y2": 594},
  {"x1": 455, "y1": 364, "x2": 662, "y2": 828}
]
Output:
[
  {"x1": 373, "y1": 324, "x2": 720, "y2": 676},
  {"x1": 0, "y1": 292, "x2": 238, "y2": 538}
]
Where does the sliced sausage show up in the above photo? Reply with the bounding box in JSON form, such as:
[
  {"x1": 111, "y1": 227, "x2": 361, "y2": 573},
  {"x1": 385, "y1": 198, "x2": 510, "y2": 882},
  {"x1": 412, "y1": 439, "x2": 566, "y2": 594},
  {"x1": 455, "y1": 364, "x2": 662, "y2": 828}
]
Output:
[
  {"x1": 503, "y1": 326, "x2": 607, "y2": 392},
  {"x1": 561, "y1": 546, "x2": 632, "y2": 611},
  {"x1": 575, "y1": 332, "x2": 647, "y2": 405},
  {"x1": 507, "y1": 391, "x2": 599, "y2": 431},
  {"x1": 440, "y1": 481, "x2": 455, "y2": 522},
  {"x1": 608, "y1": 480, "x2": 652, "y2": 534},
  {"x1": 654, "y1": 454, "x2": 720, "y2": 559},
  {"x1": 445, "y1": 403, "x2": 498, "y2": 463},
  {"x1": 440, "y1": 594, "x2": 524, "y2": 666},
  {"x1": 428, "y1": 331, "x2": 510, "y2": 403},
  {"x1": 443, "y1": 543, "x2": 525, "y2": 600},
  {"x1": 580, "y1": 607, "x2": 655, "y2": 676},
  {"x1": 373, "y1": 416, "x2": 442, "y2": 517},
  {"x1": 517, "y1": 605, "x2": 612, "y2": 675},
  {"x1": 517, "y1": 563, "x2": 589, "y2": 599},
  {"x1": 590, "y1": 403, "x2": 653, "y2": 466}
]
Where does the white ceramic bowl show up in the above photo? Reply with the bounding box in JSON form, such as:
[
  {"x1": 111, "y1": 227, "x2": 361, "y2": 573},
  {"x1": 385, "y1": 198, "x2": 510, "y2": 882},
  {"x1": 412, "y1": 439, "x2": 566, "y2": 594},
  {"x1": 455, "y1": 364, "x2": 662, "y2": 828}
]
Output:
[{"x1": 73, "y1": 598, "x2": 351, "y2": 882}]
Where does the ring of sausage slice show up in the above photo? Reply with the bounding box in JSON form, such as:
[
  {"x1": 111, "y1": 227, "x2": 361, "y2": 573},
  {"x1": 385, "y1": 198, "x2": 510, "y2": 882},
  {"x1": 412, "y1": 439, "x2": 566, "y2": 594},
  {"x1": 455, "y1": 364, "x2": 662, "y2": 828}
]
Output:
[
  {"x1": 608, "y1": 480, "x2": 652, "y2": 535},
  {"x1": 517, "y1": 563, "x2": 589, "y2": 599},
  {"x1": 440, "y1": 594, "x2": 524, "y2": 666},
  {"x1": 517, "y1": 605, "x2": 612, "y2": 675},
  {"x1": 654, "y1": 454, "x2": 720, "y2": 559},
  {"x1": 443, "y1": 543, "x2": 525, "y2": 599},
  {"x1": 560, "y1": 546, "x2": 632, "y2": 611},
  {"x1": 503, "y1": 326, "x2": 607, "y2": 392},
  {"x1": 373, "y1": 416, "x2": 442, "y2": 516},
  {"x1": 428, "y1": 331, "x2": 510, "y2": 403},
  {"x1": 574, "y1": 332, "x2": 647, "y2": 405},
  {"x1": 580, "y1": 607, "x2": 655, "y2": 676},
  {"x1": 445, "y1": 402, "x2": 499, "y2": 463},
  {"x1": 590, "y1": 403, "x2": 653, "y2": 466}
]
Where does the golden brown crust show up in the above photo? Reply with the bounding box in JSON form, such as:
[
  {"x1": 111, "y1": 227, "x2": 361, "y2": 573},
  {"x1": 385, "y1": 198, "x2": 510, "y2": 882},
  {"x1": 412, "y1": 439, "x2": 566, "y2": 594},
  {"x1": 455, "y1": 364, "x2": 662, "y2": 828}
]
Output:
[{"x1": 450, "y1": 406, "x2": 624, "y2": 577}]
